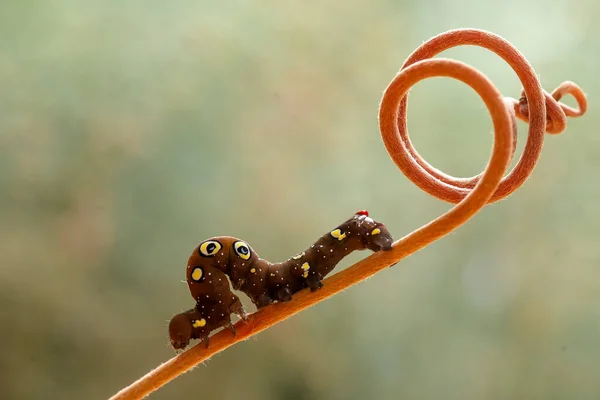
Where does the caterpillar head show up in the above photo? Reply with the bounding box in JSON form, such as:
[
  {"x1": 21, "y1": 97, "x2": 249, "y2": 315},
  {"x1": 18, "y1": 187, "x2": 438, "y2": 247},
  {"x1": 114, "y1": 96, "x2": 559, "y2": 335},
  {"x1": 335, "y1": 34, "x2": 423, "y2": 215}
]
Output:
[
  {"x1": 168, "y1": 308, "x2": 215, "y2": 351},
  {"x1": 168, "y1": 310, "x2": 195, "y2": 350}
]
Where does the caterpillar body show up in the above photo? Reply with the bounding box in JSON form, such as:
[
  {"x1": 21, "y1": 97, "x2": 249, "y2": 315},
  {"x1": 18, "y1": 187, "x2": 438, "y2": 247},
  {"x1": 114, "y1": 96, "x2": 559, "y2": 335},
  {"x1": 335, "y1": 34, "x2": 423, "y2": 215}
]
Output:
[{"x1": 168, "y1": 210, "x2": 394, "y2": 350}]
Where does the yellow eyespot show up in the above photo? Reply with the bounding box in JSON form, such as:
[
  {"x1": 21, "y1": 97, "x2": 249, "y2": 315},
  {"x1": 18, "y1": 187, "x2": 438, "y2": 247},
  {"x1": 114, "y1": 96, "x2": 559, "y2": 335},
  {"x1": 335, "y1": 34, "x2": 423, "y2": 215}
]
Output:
[
  {"x1": 199, "y1": 240, "x2": 222, "y2": 257},
  {"x1": 192, "y1": 319, "x2": 206, "y2": 328},
  {"x1": 191, "y1": 267, "x2": 204, "y2": 282},
  {"x1": 330, "y1": 229, "x2": 346, "y2": 241},
  {"x1": 371, "y1": 228, "x2": 381, "y2": 235},
  {"x1": 250, "y1": 268, "x2": 256, "y2": 273},
  {"x1": 234, "y1": 241, "x2": 251, "y2": 260}
]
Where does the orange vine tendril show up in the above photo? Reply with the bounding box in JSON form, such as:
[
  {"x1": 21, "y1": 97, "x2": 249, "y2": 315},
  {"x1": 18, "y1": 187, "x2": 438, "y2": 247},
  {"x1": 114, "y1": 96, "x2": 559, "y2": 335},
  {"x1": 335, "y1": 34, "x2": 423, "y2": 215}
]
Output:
[{"x1": 109, "y1": 28, "x2": 587, "y2": 400}]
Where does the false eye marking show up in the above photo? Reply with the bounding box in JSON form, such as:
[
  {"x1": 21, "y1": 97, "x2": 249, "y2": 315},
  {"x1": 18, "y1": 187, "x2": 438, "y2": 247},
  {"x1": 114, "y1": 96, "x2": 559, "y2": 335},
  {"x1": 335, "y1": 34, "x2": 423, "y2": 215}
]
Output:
[
  {"x1": 192, "y1": 319, "x2": 207, "y2": 328},
  {"x1": 330, "y1": 229, "x2": 346, "y2": 241},
  {"x1": 199, "y1": 240, "x2": 222, "y2": 257},
  {"x1": 191, "y1": 267, "x2": 204, "y2": 282},
  {"x1": 234, "y1": 241, "x2": 251, "y2": 260},
  {"x1": 371, "y1": 228, "x2": 381, "y2": 235}
]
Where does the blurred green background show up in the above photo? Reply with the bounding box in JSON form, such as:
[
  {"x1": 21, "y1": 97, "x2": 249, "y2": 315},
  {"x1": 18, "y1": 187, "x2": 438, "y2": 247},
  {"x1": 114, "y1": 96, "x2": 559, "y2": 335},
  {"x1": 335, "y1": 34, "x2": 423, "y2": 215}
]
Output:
[{"x1": 1, "y1": 1, "x2": 599, "y2": 399}]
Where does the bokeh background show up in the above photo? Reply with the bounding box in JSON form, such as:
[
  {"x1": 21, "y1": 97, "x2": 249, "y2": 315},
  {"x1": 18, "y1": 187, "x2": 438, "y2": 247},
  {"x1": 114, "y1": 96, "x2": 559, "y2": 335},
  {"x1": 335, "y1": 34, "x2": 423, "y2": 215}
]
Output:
[{"x1": 1, "y1": 1, "x2": 599, "y2": 399}]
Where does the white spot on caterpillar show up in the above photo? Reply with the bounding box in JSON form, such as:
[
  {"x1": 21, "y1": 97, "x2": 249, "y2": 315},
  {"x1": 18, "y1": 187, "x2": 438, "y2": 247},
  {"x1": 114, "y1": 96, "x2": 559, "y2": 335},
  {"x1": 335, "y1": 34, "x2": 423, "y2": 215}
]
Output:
[{"x1": 365, "y1": 217, "x2": 374, "y2": 223}]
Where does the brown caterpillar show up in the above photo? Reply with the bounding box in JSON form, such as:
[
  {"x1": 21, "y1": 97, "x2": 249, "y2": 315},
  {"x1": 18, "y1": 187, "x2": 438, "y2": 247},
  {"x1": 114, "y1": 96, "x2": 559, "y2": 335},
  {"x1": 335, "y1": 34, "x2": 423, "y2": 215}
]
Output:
[{"x1": 168, "y1": 210, "x2": 394, "y2": 350}]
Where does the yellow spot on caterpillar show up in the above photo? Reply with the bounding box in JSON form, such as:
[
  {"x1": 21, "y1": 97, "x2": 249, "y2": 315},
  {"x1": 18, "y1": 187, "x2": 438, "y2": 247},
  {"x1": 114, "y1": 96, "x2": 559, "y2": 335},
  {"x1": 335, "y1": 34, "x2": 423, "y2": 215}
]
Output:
[
  {"x1": 250, "y1": 268, "x2": 256, "y2": 273},
  {"x1": 303, "y1": 271, "x2": 309, "y2": 278},
  {"x1": 371, "y1": 228, "x2": 381, "y2": 235},
  {"x1": 191, "y1": 267, "x2": 203, "y2": 281},
  {"x1": 330, "y1": 229, "x2": 346, "y2": 241},
  {"x1": 192, "y1": 319, "x2": 206, "y2": 328},
  {"x1": 292, "y1": 252, "x2": 305, "y2": 260},
  {"x1": 301, "y1": 262, "x2": 310, "y2": 271}
]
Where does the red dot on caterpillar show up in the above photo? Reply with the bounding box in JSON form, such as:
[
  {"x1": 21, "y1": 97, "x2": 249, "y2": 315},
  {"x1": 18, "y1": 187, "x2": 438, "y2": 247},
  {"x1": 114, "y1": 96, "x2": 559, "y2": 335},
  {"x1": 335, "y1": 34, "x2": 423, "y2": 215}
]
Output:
[{"x1": 355, "y1": 210, "x2": 369, "y2": 216}]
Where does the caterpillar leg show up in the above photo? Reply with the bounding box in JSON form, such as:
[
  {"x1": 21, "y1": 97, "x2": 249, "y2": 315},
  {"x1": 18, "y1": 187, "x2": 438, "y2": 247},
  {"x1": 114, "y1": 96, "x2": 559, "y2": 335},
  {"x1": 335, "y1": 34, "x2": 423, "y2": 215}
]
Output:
[
  {"x1": 226, "y1": 322, "x2": 236, "y2": 336},
  {"x1": 276, "y1": 287, "x2": 293, "y2": 302},
  {"x1": 230, "y1": 297, "x2": 249, "y2": 321},
  {"x1": 305, "y1": 273, "x2": 324, "y2": 292},
  {"x1": 256, "y1": 293, "x2": 274, "y2": 308}
]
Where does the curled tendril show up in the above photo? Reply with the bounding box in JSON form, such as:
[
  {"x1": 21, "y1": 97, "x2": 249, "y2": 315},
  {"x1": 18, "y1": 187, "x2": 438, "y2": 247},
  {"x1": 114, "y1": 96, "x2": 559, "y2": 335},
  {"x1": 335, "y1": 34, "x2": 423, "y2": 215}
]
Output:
[{"x1": 109, "y1": 28, "x2": 587, "y2": 400}]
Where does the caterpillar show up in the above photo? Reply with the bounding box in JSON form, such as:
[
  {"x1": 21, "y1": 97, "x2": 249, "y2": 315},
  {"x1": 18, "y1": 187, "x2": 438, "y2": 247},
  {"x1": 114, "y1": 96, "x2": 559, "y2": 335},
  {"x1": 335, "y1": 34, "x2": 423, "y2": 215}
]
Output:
[{"x1": 169, "y1": 210, "x2": 394, "y2": 350}]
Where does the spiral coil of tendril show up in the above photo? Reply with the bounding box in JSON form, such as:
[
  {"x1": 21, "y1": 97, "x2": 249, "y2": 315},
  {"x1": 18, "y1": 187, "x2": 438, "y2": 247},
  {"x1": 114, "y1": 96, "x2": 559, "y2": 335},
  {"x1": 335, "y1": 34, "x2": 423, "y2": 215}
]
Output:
[
  {"x1": 110, "y1": 28, "x2": 587, "y2": 400},
  {"x1": 379, "y1": 29, "x2": 587, "y2": 205}
]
